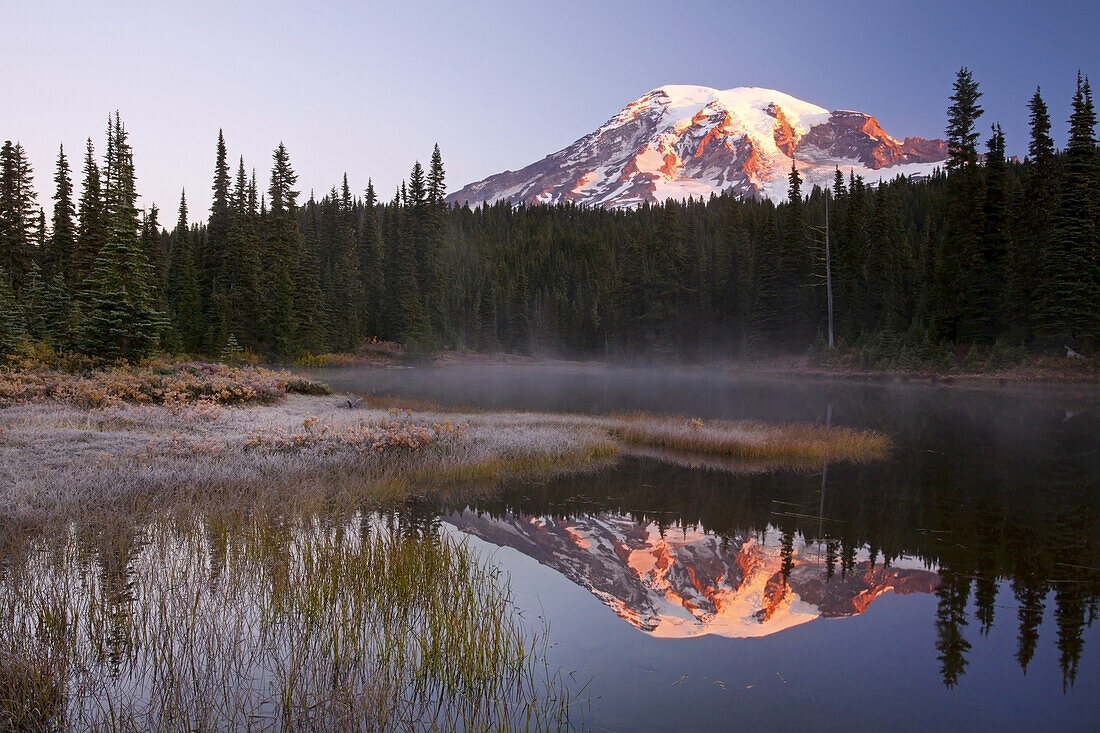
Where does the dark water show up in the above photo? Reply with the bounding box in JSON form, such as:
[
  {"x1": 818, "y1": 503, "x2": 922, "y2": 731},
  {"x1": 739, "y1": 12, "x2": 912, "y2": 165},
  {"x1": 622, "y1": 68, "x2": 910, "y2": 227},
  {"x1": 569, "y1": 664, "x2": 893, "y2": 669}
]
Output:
[{"x1": 315, "y1": 365, "x2": 1100, "y2": 732}]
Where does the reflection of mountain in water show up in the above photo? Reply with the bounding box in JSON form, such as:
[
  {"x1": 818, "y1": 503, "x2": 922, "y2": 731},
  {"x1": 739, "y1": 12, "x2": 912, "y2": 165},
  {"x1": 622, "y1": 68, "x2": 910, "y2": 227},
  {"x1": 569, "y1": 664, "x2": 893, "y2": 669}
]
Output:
[{"x1": 446, "y1": 511, "x2": 938, "y2": 638}]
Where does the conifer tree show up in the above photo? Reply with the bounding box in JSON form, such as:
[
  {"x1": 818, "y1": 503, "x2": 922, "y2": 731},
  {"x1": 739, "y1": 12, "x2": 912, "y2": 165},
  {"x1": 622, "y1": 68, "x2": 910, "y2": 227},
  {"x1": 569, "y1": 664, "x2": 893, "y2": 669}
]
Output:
[
  {"x1": 406, "y1": 160, "x2": 441, "y2": 340},
  {"x1": 474, "y1": 275, "x2": 498, "y2": 351},
  {"x1": 383, "y1": 184, "x2": 426, "y2": 343},
  {"x1": 74, "y1": 139, "x2": 106, "y2": 289},
  {"x1": 945, "y1": 68, "x2": 984, "y2": 173},
  {"x1": 167, "y1": 191, "x2": 203, "y2": 352},
  {"x1": 297, "y1": 194, "x2": 326, "y2": 354},
  {"x1": 1038, "y1": 73, "x2": 1098, "y2": 346},
  {"x1": 328, "y1": 174, "x2": 361, "y2": 351},
  {"x1": 38, "y1": 271, "x2": 74, "y2": 349},
  {"x1": 263, "y1": 143, "x2": 302, "y2": 357},
  {"x1": 224, "y1": 157, "x2": 263, "y2": 349},
  {"x1": 44, "y1": 144, "x2": 76, "y2": 279},
  {"x1": 20, "y1": 261, "x2": 46, "y2": 340},
  {"x1": 0, "y1": 265, "x2": 25, "y2": 353},
  {"x1": 936, "y1": 67, "x2": 985, "y2": 342},
  {"x1": 202, "y1": 130, "x2": 232, "y2": 350},
  {"x1": 1009, "y1": 88, "x2": 1057, "y2": 343},
  {"x1": 425, "y1": 144, "x2": 448, "y2": 336},
  {"x1": 357, "y1": 180, "x2": 384, "y2": 337},
  {"x1": 506, "y1": 265, "x2": 531, "y2": 353},
  {"x1": 141, "y1": 203, "x2": 166, "y2": 292},
  {"x1": 963, "y1": 123, "x2": 1009, "y2": 342},
  {"x1": 0, "y1": 141, "x2": 38, "y2": 291},
  {"x1": 776, "y1": 161, "x2": 810, "y2": 346},
  {"x1": 82, "y1": 115, "x2": 164, "y2": 359},
  {"x1": 750, "y1": 218, "x2": 784, "y2": 347}
]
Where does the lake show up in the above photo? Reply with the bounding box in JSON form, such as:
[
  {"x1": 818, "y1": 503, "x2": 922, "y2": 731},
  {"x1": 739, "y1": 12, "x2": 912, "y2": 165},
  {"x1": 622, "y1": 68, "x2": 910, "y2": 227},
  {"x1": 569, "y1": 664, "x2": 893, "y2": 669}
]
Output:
[{"x1": 314, "y1": 364, "x2": 1100, "y2": 732}]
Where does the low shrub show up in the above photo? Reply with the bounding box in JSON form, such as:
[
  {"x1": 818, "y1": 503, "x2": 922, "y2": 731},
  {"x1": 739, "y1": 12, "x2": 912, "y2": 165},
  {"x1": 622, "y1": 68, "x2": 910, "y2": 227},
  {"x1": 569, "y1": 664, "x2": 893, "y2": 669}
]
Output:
[{"x1": 0, "y1": 362, "x2": 331, "y2": 408}]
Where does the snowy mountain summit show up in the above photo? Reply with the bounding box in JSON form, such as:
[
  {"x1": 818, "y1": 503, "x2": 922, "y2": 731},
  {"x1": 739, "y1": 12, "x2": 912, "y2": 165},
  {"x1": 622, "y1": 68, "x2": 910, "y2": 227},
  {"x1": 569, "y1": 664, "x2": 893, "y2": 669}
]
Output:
[{"x1": 447, "y1": 85, "x2": 947, "y2": 208}]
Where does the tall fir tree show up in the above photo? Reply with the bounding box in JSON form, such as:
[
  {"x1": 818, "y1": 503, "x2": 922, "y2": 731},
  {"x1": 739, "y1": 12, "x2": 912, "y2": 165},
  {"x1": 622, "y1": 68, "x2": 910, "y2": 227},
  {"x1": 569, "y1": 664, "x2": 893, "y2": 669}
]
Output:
[
  {"x1": 44, "y1": 144, "x2": 77, "y2": 279},
  {"x1": 74, "y1": 138, "x2": 106, "y2": 290},
  {"x1": 357, "y1": 180, "x2": 384, "y2": 338},
  {"x1": 202, "y1": 130, "x2": 232, "y2": 351},
  {"x1": 296, "y1": 194, "x2": 326, "y2": 353},
  {"x1": 936, "y1": 67, "x2": 985, "y2": 342},
  {"x1": 1009, "y1": 88, "x2": 1058, "y2": 343},
  {"x1": 263, "y1": 142, "x2": 302, "y2": 356},
  {"x1": 963, "y1": 123, "x2": 1009, "y2": 342},
  {"x1": 0, "y1": 140, "x2": 38, "y2": 291},
  {"x1": 327, "y1": 174, "x2": 361, "y2": 351},
  {"x1": 82, "y1": 114, "x2": 164, "y2": 359},
  {"x1": 425, "y1": 144, "x2": 448, "y2": 337},
  {"x1": 383, "y1": 183, "x2": 426, "y2": 343},
  {"x1": 167, "y1": 190, "x2": 203, "y2": 352},
  {"x1": 1038, "y1": 73, "x2": 1098, "y2": 347},
  {"x1": 776, "y1": 160, "x2": 811, "y2": 346},
  {"x1": 224, "y1": 157, "x2": 263, "y2": 350}
]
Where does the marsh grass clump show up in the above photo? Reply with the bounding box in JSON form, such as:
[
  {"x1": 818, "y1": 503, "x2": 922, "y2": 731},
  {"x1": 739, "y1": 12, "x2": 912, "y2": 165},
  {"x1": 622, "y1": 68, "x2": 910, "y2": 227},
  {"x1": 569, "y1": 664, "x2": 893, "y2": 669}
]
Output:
[
  {"x1": 605, "y1": 414, "x2": 890, "y2": 468},
  {"x1": 0, "y1": 644, "x2": 67, "y2": 732},
  {"x1": 0, "y1": 515, "x2": 578, "y2": 731}
]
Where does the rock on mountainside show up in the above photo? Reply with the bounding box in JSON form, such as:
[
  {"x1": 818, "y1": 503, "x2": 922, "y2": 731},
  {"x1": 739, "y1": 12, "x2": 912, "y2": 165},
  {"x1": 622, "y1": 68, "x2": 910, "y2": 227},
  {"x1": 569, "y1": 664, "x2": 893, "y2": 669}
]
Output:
[
  {"x1": 447, "y1": 85, "x2": 947, "y2": 208},
  {"x1": 445, "y1": 510, "x2": 939, "y2": 638}
]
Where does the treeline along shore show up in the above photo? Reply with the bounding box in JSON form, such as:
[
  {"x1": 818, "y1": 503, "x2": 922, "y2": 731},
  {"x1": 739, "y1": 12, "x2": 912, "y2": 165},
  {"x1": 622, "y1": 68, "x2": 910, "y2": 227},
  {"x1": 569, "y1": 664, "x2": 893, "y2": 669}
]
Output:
[{"x1": 0, "y1": 69, "x2": 1097, "y2": 370}]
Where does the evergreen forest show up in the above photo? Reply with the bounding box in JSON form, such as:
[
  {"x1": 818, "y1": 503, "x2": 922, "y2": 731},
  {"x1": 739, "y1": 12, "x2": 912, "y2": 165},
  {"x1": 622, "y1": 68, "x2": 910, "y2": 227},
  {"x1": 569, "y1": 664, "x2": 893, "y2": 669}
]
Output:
[{"x1": 1, "y1": 69, "x2": 1097, "y2": 365}]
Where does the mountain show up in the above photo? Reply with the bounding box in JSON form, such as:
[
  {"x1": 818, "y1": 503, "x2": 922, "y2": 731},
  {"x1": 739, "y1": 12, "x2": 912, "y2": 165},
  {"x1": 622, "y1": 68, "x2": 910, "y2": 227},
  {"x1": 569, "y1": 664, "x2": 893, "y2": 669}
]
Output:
[
  {"x1": 447, "y1": 85, "x2": 948, "y2": 208},
  {"x1": 445, "y1": 510, "x2": 939, "y2": 638}
]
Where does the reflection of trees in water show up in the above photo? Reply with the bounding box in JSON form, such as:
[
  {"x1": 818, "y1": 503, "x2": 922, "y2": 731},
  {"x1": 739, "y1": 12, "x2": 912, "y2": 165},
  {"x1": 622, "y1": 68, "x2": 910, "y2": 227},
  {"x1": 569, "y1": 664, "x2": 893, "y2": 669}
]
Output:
[
  {"x1": 435, "y1": 394, "x2": 1099, "y2": 690},
  {"x1": 76, "y1": 524, "x2": 144, "y2": 676},
  {"x1": 935, "y1": 569, "x2": 972, "y2": 688}
]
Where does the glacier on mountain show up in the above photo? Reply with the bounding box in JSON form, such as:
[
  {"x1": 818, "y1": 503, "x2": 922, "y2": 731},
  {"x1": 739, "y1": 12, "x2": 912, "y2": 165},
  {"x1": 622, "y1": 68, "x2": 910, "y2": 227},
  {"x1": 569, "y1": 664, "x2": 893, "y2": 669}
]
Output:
[{"x1": 448, "y1": 85, "x2": 947, "y2": 209}]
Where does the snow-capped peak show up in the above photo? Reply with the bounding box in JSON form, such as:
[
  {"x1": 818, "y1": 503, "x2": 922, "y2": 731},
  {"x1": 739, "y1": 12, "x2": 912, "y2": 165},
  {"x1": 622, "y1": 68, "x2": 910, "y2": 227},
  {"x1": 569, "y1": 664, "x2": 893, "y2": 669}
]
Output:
[{"x1": 447, "y1": 85, "x2": 947, "y2": 208}]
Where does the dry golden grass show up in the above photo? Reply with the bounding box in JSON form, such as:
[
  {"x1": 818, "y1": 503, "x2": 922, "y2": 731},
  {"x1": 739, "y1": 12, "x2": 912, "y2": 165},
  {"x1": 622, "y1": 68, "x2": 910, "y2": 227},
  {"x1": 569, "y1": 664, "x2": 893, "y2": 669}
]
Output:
[{"x1": 605, "y1": 414, "x2": 890, "y2": 469}]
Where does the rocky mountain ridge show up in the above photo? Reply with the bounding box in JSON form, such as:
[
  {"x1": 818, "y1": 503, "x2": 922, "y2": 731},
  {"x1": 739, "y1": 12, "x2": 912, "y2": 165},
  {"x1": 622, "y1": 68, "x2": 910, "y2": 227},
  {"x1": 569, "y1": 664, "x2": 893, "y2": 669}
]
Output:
[{"x1": 447, "y1": 85, "x2": 947, "y2": 208}]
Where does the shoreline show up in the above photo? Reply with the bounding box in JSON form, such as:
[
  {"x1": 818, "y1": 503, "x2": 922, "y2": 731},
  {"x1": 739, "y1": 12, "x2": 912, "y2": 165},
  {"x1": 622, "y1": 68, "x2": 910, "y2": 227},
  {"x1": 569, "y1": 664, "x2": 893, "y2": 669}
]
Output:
[
  {"x1": 0, "y1": 363, "x2": 889, "y2": 535},
  {"x1": 301, "y1": 352, "x2": 1100, "y2": 392},
  {"x1": 289, "y1": 340, "x2": 1100, "y2": 387}
]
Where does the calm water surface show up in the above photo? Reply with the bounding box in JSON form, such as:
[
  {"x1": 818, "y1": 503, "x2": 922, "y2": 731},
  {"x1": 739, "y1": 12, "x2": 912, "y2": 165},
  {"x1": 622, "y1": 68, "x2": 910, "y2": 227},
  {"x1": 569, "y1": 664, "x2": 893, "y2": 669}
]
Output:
[{"x1": 315, "y1": 364, "x2": 1100, "y2": 732}]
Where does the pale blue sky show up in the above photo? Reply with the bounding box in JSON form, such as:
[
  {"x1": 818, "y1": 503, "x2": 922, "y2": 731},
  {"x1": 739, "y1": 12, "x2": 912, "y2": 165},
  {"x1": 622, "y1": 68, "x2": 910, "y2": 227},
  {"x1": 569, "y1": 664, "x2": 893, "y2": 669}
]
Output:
[{"x1": 2, "y1": 0, "x2": 1096, "y2": 218}]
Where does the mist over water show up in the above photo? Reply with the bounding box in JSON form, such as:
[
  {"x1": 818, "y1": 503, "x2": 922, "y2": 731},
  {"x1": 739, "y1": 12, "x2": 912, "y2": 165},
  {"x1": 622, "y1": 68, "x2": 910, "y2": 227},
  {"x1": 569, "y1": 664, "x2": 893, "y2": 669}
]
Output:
[{"x1": 312, "y1": 363, "x2": 1100, "y2": 731}]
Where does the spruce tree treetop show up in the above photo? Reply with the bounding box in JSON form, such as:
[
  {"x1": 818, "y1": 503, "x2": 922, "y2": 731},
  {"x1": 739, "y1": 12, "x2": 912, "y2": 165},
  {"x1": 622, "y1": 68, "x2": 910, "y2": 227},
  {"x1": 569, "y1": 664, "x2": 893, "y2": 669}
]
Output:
[
  {"x1": 46, "y1": 143, "x2": 77, "y2": 278},
  {"x1": 0, "y1": 140, "x2": 38, "y2": 290},
  {"x1": 176, "y1": 189, "x2": 188, "y2": 231},
  {"x1": 1027, "y1": 87, "x2": 1055, "y2": 165},
  {"x1": 787, "y1": 160, "x2": 802, "y2": 205},
  {"x1": 212, "y1": 130, "x2": 230, "y2": 217},
  {"x1": 428, "y1": 144, "x2": 446, "y2": 206},
  {"x1": 268, "y1": 142, "x2": 299, "y2": 214},
  {"x1": 232, "y1": 157, "x2": 248, "y2": 213},
  {"x1": 74, "y1": 138, "x2": 106, "y2": 287},
  {"x1": 1066, "y1": 72, "x2": 1097, "y2": 159},
  {"x1": 832, "y1": 166, "x2": 846, "y2": 198},
  {"x1": 408, "y1": 161, "x2": 426, "y2": 208},
  {"x1": 946, "y1": 67, "x2": 984, "y2": 172}
]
